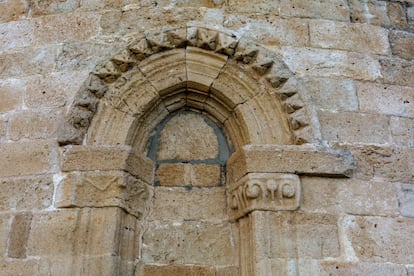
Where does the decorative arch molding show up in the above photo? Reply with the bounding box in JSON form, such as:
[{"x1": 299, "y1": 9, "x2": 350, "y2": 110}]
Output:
[{"x1": 57, "y1": 24, "x2": 320, "y2": 149}]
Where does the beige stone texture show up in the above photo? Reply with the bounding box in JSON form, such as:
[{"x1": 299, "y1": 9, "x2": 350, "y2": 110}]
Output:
[
  {"x1": 150, "y1": 186, "x2": 227, "y2": 221},
  {"x1": 8, "y1": 212, "x2": 32, "y2": 258},
  {"x1": 0, "y1": 0, "x2": 29, "y2": 23},
  {"x1": 157, "y1": 112, "x2": 219, "y2": 161},
  {"x1": 388, "y1": 2, "x2": 409, "y2": 29},
  {"x1": 34, "y1": 12, "x2": 99, "y2": 44},
  {"x1": 279, "y1": 0, "x2": 349, "y2": 21},
  {"x1": 380, "y1": 57, "x2": 414, "y2": 86},
  {"x1": 301, "y1": 177, "x2": 399, "y2": 216},
  {"x1": 0, "y1": 175, "x2": 53, "y2": 211},
  {"x1": 309, "y1": 20, "x2": 390, "y2": 55},
  {"x1": 142, "y1": 221, "x2": 236, "y2": 266},
  {"x1": 31, "y1": 0, "x2": 80, "y2": 16},
  {"x1": 0, "y1": 79, "x2": 23, "y2": 113},
  {"x1": 227, "y1": 0, "x2": 280, "y2": 14},
  {"x1": 0, "y1": 140, "x2": 56, "y2": 177},
  {"x1": 389, "y1": 30, "x2": 414, "y2": 60},
  {"x1": 60, "y1": 145, "x2": 154, "y2": 183},
  {"x1": 398, "y1": 183, "x2": 414, "y2": 218},
  {"x1": 348, "y1": 0, "x2": 390, "y2": 26},
  {"x1": 357, "y1": 82, "x2": 414, "y2": 117},
  {"x1": 0, "y1": 214, "x2": 10, "y2": 257},
  {"x1": 0, "y1": 20, "x2": 34, "y2": 51},
  {"x1": 346, "y1": 215, "x2": 414, "y2": 264},
  {"x1": 321, "y1": 261, "x2": 408, "y2": 276},
  {"x1": 391, "y1": 116, "x2": 414, "y2": 147},
  {"x1": 140, "y1": 264, "x2": 216, "y2": 276},
  {"x1": 0, "y1": 116, "x2": 6, "y2": 140},
  {"x1": 282, "y1": 47, "x2": 381, "y2": 81},
  {"x1": 0, "y1": 259, "x2": 40, "y2": 276},
  {"x1": 319, "y1": 111, "x2": 390, "y2": 144},
  {"x1": 156, "y1": 163, "x2": 221, "y2": 187}
]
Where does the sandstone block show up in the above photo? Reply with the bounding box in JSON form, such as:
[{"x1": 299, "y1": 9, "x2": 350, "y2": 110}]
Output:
[
  {"x1": 345, "y1": 215, "x2": 414, "y2": 264},
  {"x1": 60, "y1": 145, "x2": 155, "y2": 184},
  {"x1": 0, "y1": 175, "x2": 53, "y2": 211},
  {"x1": 398, "y1": 183, "x2": 414, "y2": 218},
  {"x1": 9, "y1": 109, "x2": 63, "y2": 140},
  {"x1": 357, "y1": 82, "x2": 414, "y2": 117},
  {"x1": 156, "y1": 163, "x2": 221, "y2": 187},
  {"x1": 279, "y1": 0, "x2": 349, "y2": 21},
  {"x1": 391, "y1": 116, "x2": 414, "y2": 147},
  {"x1": 0, "y1": 260, "x2": 39, "y2": 276},
  {"x1": 298, "y1": 77, "x2": 358, "y2": 112},
  {"x1": 0, "y1": 140, "x2": 56, "y2": 177},
  {"x1": 149, "y1": 186, "x2": 227, "y2": 221},
  {"x1": 0, "y1": 78, "x2": 24, "y2": 113},
  {"x1": 34, "y1": 12, "x2": 99, "y2": 44},
  {"x1": 388, "y1": 2, "x2": 409, "y2": 29},
  {"x1": 320, "y1": 261, "x2": 408, "y2": 275},
  {"x1": 0, "y1": 0, "x2": 29, "y2": 23},
  {"x1": 380, "y1": 57, "x2": 414, "y2": 86},
  {"x1": 80, "y1": 0, "x2": 136, "y2": 10},
  {"x1": 0, "y1": 117, "x2": 6, "y2": 140},
  {"x1": 142, "y1": 221, "x2": 236, "y2": 266},
  {"x1": 389, "y1": 30, "x2": 414, "y2": 60},
  {"x1": 309, "y1": 20, "x2": 390, "y2": 55},
  {"x1": 301, "y1": 177, "x2": 399, "y2": 216},
  {"x1": 0, "y1": 214, "x2": 10, "y2": 256},
  {"x1": 282, "y1": 47, "x2": 381, "y2": 81},
  {"x1": 227, "y1": 0, "x2": 280, "y2": 14},
  {"x1": 141, "y1": 264, "x2": 215, "y2": 276},
  {"x1": 8, "y1": 212, "x2": 32, "y2": 258},
  {"x1": 318, "y1": 111, "x2": 390, "y2": 144},
  {"x1": 0, "y1": 20, "x2": 34, "y2": 51},
  {"x1": 348, "y1": 0, "x2": 390, "y2": 26},
  {"x1": 31, "y1": 0, "x2": 80, "y2": 16}
]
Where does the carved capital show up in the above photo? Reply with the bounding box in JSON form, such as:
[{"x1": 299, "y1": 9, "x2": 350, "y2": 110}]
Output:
[{"x1": 228, "y1": 173, "x2": 301, "y2": 220}]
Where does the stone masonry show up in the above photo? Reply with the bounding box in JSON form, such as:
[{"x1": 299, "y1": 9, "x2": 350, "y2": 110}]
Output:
[{"x1": 0, "y1": 0, "x2": 414, "y2": 275}]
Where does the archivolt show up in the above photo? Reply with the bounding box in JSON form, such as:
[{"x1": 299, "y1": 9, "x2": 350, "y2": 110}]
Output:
[{"x1": 58, "y1": 24, "x2": 319, "y2": 151}]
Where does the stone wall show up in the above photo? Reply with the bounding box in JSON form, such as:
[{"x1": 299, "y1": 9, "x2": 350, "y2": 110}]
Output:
[{"x1": 0, "y1": 0, "x2": 413, "y2": 275}]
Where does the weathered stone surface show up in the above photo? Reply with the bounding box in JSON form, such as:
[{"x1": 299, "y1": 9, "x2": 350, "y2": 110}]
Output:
[
  {"x1": 0, "y1": 214, "x2": 10, "y2": 258},
  {"x1": 309, "y1": 20, "x2": 389, "y2": 55},
  {"x1": 0, "y1": 0, "x2": 29, "y2": 23},
  {"x1": 0, "y1": 116, "x2": 6, "y2": 140},
  {"x1": 8, "y1": 109, "x2": 63, "y2": 140},
  {"x1": 348, "y1": 0, "x2": 390, "y2": 26},
  {"x1": 389, "y1": 30, "x2": 414, "y2": 60},
  {"x1": 320, "y1": 261, "x2": 407, "y2": 275},
  {"x1": 0, "y1": 78, "x2": 23, "y2": 113},
  {"x1": 391, "y1": 116, "x2": 414, "y2": 147},
  {"x1": 34, "y1": 12, "x2": 99, "y2": 44},
  {"x1": 298, "y1": 77, "x2": 358, "y2": 112},
  {"x1": 357, "y1": 82, "x2": 414, "y2": 117},
  {"x1": 380, "y1": 57, "x2": 414, "y2": 86},
  {"x1": 282, "y1": 47, "x2": 381, "y2": 81},
  {"x1": 227, "y1": 0, "x2": 280, "y2": 14},
  {"x1": 31, "y1": 0, "x2": 80, "y2": 16},
  {"x1": 398, "y1": 183, "x2": 414, "y2": 218},
  {"x1": 301, "y1": 177, "x2": 399, "y2": 216},
  {"x1": 388, "y1": 2, "x2": 409, "y2": 29},
  {"x1": 140, "y1": 264, "x2": 216, "y2": 276},
  {"x1": 156, "y1": 163, "x2": 221, "y2": 187},
  {"x1": 319, "y1": 111, "x2": 390, "y2": 144},
  {"x1": 142, "y1": 221, "x2": 236, "y2": 265},
  {"x1": 0, "y1": 175, "x2": 53, "y2": 211},
  {"x1": 8, "y1": 212, "x2": 32, "y2": 258},
  {"x1": 0, "y1": 20, "x2": 34, "y2": 51},
  {"x1": 0, "y1": 260, "x2": 40, "y2": 276},
  {"x1": 150, "y1": 187, "x2": 227, "y2": 221},
  {"x1": 60, "y1": 145, "x2": 154, "y2": 183},
  {"x1": 279, "y1": 0, "x2": 349, "y2": 21},
  {"x1": 345, "y1": 215, "x2": 414, "y2": 264},
  {"x1": 0, "y1": 140, "x2": 56, "y2": 177},
  {"x1": 227, "y1": 144, "x2": 355, "y2": 183}
]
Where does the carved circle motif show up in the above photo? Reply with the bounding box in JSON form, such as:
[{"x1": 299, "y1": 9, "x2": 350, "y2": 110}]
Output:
[
  {"x1": 245, "y1": 180, "x2": 263, "y2": 199},
  {"x1": 281, "y1": 183, "x2": 296, "y2": 198}
]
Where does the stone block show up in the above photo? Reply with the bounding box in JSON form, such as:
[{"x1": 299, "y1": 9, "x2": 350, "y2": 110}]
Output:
[
  {"x1": 227, "y1": 0, "x2": 280, "y2": 14},
  {"x1": 389, "y1": 30, "x2": 414, "y2": 60},
  {"x1": 0, "y1": 0, "x2": 29, "y2": 23},
  {"x1": 34, "y1": 12, "x2": 99, "y2": 44},
  {"x1": 282, "y1": 47, "x2": 381, "y2": 81},
  {"x1": 8, "y1": 109, "x2": 63, "y2": 140},
  {"x1": 348, "y1": 0, "x2": 390, "y2": 26},
  {"x1": 149, "y1": 186, "x2": 227, "y2": 221},
  {"x1": 60, "y1": 145, "x2": 155, "y2": 184},
  {"x1": 56, "y1": 171, "x2": 151, "y2": 218},
  {"x1": 388, "y1": 2, "x2": 409, "y2": 29},
  {"x1": 0, "y1": 260, "x2": 40, "y2": 276},
  {"x1": 0, "y1": 214, "x2": 10, "y2": 256},
  {"x1": 301, "y1": 177, "x2": 399, "y2": 216},
  {"x1": 0, "y1": 117, "x2": 6, "y2": 139},
  {"x1": 0, "y1": 78, "x2": 24, "y2": 113},
  {"x1": 0, "y1": 20, "x2": 34, "y2": 51},
  {"x1": 0, "y1": 45, "x2": 59, "y2": 78},
  {"x1": 345, "y1": 215, "x2": 414, "y2": 264},
  {"x1": 297, "y1": 77, "x2": 358, "y2": 112},
  {"x1": 398, "y1": 183, "x2": 414, "y2": 218},
  {"x1": 8, "y1": 212, "x2": 32, "y2": 258},
  {"x1": 31, "y1": 0, "x2": 80, "y2": 16},
  {"x1": 80, "y1": 0, "x2": 136, "y2": 10},
  {"x1": 309, "y1": 20, "x2": 389, "y2": 55},
  {"x1": 279, "y1": 0, "x2": 349, "y2": 21},
  {"x1": 318, "y1": 111, "x2": 390, "y2": 144},
  {"x1": 142, "y1": 221, "x2": 236, "y2": 266},
  {"x1": 141, "y1": 264, "x2": 215, "y2": 276},
  {"x1": 391, "y1": 116, "x2": 414, "y2": 147},
  {"x1": 380, "y1": 57, "x2": 414, "y2": 86},
  {"x1": 227, "y1": 144, "x2": 355, "y2": 184},
  {"x1": 320, "y1": 261, "x2": 408, "y2": 275},
  {"x1": 156, "y1": 163, "x2": 221, "y2": 187},
  {"x1": 0, "y1": 140, "x2": 56, "y2": 177},
  {"x1": 0, "y1": 175, "x2": 53, "y2": 211},
  {"x1": 357, "y1": 82, "x2": 414, "y2": 117}
]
